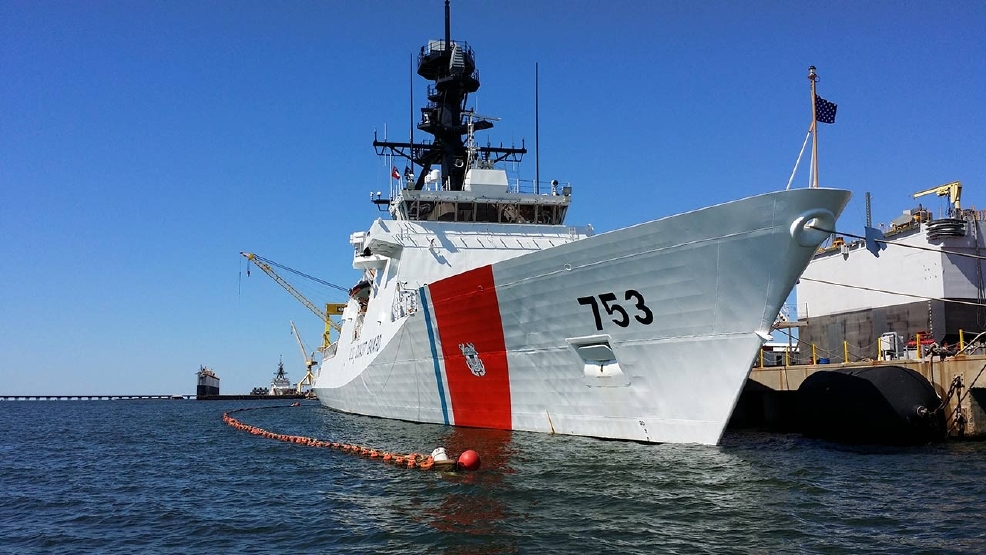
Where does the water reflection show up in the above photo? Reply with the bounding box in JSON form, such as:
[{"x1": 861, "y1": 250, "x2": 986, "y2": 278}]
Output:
[
  {"x1": 420, "y1": 427, "x2": 517, "y2": 554},
  {"x1": 302, "y1": 408, "x2": 986, "y2": 554}
]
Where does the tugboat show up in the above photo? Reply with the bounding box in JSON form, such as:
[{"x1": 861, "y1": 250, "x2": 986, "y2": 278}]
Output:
[{"x1": 310, "y1": 1, "x2": 852, "y2": 445}]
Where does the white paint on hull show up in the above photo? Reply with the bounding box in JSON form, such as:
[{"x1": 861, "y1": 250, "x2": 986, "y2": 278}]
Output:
[{"x1": 314, "y1": 187, "x2": 851, "y2": 444}]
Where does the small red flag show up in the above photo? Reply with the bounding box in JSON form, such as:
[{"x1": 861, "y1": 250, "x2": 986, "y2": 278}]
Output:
[{"x1": 391, "y1": 166, "x2": 400, "y2": 179}]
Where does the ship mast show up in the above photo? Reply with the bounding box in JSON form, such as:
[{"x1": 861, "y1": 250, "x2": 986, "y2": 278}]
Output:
[{"x1": 373, "y1": 0, "x2": 525, "y2": 191}]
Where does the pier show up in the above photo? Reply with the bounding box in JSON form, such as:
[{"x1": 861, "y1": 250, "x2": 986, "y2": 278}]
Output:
[
  {"x1": 0, "y1": 394, "x2": 307, "y2": 401},
  {"x1": 1, "y1": 394, "x2": 194, "y2": 401},
  {"x1": 196, "y1": 394, "x2": 306, "y2": 401}
]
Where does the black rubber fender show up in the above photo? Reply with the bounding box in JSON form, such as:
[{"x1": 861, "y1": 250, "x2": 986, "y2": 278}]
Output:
[{"x1": 797, "y1": 365, "x2": 946, "y2": 445}]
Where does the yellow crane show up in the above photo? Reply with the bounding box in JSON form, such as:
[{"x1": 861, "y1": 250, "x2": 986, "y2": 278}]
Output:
[
  {"x1": 241, "y1": 252, "x2": 347, "y2": 349},
  {"x1": 913, "y1": 180, "x2": 962, "y2": 216},
  {"x1": 290, "y1": 320, "x2": 317, "y2": 394}
]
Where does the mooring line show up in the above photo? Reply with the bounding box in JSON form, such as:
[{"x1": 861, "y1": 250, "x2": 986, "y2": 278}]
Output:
[{"x1": 222, "y1": 404, "x2": 480, "y2": 471}]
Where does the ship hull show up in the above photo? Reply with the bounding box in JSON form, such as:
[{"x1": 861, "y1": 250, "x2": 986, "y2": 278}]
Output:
[
  {"x1": 314, "y1": 188, "x2": 851, "y2": 444},
  {"x1": 196, "y1": 384, "x2": 220, "y2": 397},
  {"x1": 196, "y1": 371, "x2": 220, "y2": 397}
]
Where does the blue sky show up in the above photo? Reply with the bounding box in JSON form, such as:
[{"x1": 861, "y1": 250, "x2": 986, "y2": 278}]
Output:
[{"x1": 2, "y1": 1, "x2": 984, "y2": 395}]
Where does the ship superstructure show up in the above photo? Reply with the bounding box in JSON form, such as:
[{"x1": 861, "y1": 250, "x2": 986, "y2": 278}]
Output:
[
  {"x1": 268, "y1": 359, "x2": 295, "y2": 396},
  {"x1": 311, "y1": 2, "x2": 852, "y2": 444}
]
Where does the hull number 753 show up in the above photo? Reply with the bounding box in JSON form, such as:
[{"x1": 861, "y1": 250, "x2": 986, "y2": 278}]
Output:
[{"x1": 577, "y1": 290, "x2": 654, "y2": 331}]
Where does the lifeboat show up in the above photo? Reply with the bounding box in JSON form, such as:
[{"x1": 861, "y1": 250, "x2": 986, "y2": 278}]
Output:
[{"x1": 349, "y1": 280, "x2": 371, "y2": 300}]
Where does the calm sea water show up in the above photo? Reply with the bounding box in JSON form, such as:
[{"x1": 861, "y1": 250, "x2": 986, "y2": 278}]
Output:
[{"x1": 2, "y1": 400, "x2": 984, "y2": 554}]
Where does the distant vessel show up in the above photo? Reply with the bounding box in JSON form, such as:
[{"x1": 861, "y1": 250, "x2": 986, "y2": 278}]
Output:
[
  {"x1": 268, "y1": 359, "x2": 295, "y2": 396},
  {"x1": 310, "y1": 2, "x2": 851, "y2": 445},
  {"x1": 797, "y1": 181, "x2": 985, "y2": 359},
  {"x1": 196, "y1": 366, "x2": 220, "y2": 397}
]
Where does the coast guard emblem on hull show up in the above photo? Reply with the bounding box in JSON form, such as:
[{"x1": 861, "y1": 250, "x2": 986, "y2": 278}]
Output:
[{"x1": 459, "y1": 343, "x2": 486, "y2": 377}]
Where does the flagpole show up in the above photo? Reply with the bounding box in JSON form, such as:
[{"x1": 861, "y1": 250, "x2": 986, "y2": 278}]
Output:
[
  {"x1": 535, "y1": 62, "x2": 540, "y2": 195},
  {"x1": 410, "y1": 54, "x2": 414, "y2": 165},
  {"x1": 808, "y1": 65, "x2": 819, "y2": 189}
]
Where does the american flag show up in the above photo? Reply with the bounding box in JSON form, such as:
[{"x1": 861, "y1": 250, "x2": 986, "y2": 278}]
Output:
[
  {"x1": 391, "y1": 166, "x2": 400, "y2": 179},
  {"x1": 815, "y1": 95, "x2": 838, "y2": 124}
]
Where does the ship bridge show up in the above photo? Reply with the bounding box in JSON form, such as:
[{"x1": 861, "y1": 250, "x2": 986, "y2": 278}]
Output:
[{"x1": 390, "y1": 168, "x2": 571, "y2": 225}]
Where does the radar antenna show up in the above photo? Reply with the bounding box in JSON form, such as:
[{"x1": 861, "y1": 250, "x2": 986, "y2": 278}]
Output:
[{"x1": 373, "y1": 0, "x2": 525, "y2": 191}]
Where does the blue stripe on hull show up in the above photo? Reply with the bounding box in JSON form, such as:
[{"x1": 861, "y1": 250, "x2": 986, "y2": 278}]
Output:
[{"x1": 419, "y1": 287, "x2": 449, "y2": 425}]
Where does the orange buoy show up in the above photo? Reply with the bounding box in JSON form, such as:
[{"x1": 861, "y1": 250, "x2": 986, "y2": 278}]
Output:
[{"x1": 457, "y1": 449, "x2": 481, "y2": 471}]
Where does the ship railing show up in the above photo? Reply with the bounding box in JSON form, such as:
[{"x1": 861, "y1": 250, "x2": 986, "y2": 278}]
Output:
[
  {"x1": 509, "y1": 178, "x2": 572, "y2": 196},
  {"x1": 955, "y1": 331, "x2": 986, "y2": 356},
  {"x1": 392, "y1": 284, "x2": 419, "y2": 320},
  {"x1": 759, "y1": 322, "x2": 875, "y2": 367},
  {"x1": 425, "y1": 76, "x2": 480, "y2": 101},
  {"x1": 757, "y1": 328, "x2": 986, "y2": 368},
  {"x1": 757, "y1": 341, "x2": 857, "y2": 367},
  {"x1": 419, "y1": 40, "x2": 474, "y2": 62},
  {"x1": 401, "y1": 178, "x2": 572, "y2": 197}
]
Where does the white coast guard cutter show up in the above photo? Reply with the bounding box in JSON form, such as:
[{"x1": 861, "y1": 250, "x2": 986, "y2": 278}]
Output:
[{"x1": 312, "y1": 3, "x2": 851, "y2": 444}]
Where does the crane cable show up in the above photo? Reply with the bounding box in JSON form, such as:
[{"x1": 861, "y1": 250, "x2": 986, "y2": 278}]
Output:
[
  {"x1": 222, "y1": 404, "x2": 481, "y2": 472},
  {"x1": 797, "y1": 277, "x2": 986, "y2": 309},
  {"x1": 247, "y1": 253, "x2": 350, "y2": 293}
]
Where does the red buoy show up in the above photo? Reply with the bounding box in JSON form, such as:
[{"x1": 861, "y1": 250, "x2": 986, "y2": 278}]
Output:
[{"x1": 457, "y1": 449, "x2": 481, "y2": 471}]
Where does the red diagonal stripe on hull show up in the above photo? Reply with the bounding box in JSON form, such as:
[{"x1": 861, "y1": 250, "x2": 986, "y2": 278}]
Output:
[{"x1": 429, "y1": 265, "x2": 511, "y2": 429}]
